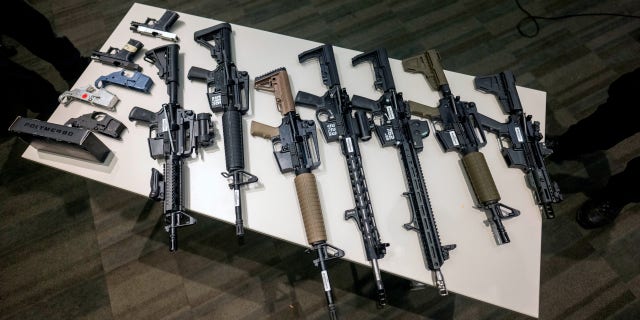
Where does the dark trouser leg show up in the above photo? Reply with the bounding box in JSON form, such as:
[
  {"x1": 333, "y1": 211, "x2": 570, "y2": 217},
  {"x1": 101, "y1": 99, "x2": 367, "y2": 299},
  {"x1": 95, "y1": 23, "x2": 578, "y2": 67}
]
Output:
[
  {"x1": 603, "y1": 156, "x2": 640, "y2": 206},
  {"x1": 1, "y1": 57, "x2": 60, "y2": 132},
  {"x1": 3, "y1": 0, "x2": 86, "y2": 84}
]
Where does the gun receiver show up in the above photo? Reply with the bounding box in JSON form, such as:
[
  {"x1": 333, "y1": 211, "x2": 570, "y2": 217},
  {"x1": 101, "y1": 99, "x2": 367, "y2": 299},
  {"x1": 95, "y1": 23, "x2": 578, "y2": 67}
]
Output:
[
  {"x1": 296, "y1": 44, "x2": 388, "y2": 307},
  {"x1": 65, "y1": 112, "x2": 126, "y2": 139},
  {"x1": 351, "y1": 48, "x2": 456, "y2": 295},
  {"x1": 251, "y1": 68, "x2": 344, "y2": 320},
  {"x1": 188, "y1": 23, "x2": 257, "y2": 240},
  {"x1": 91, "y1": 38, "x2": 143, "y2": 71},
  {"x1": 128, "y1": 44, "x2": 214, "y2": 252},
  {"x1": 474, "y1": 71, "x2": 562, "y2": 219},
  {"x1": 58, "y1": 85, "x2": 119, "y2": 110},
  {"x1": 95, "y1": 70, "x2": 153, "y2": 93},
  {"x1": 130, "y1": 10, "x2": 180, "y2": 42},
  {"x1": 402, "y1": 49, "x2": 520, "y2": 245}
]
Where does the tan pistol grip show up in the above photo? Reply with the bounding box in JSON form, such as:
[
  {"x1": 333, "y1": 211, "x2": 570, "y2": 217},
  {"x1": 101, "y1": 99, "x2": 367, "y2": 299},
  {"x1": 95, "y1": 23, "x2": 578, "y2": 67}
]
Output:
[
  {"x1": 462, "y1": 151, "x2": 501, "y2": 204},
  {"x1": 294, "y1": 172, "x2": 327, "y2": 245},
  {"x1": 250, "y1": 121, "x2": 279, "y2": 139}
]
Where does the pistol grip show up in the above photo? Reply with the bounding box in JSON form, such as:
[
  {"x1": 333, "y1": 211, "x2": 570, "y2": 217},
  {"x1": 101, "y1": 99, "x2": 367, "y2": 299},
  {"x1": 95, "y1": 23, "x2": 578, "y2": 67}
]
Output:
[
  {"x1": 129, "y1": 107, "x2": 155, "y2": 123},
  {"x1": 187, "y1": 66, "x2": 210, "y2": 81}
]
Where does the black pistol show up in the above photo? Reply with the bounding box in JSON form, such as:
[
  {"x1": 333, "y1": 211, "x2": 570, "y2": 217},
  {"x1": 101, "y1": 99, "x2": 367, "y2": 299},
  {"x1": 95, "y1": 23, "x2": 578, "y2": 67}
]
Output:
[{"x1": 91, "y1": 38, "x2": 143, "y2": 71}]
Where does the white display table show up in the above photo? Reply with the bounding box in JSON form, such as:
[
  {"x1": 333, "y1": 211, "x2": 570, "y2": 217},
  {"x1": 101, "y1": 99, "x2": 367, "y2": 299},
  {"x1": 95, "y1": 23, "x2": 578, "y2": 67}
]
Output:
[{"x1": 22, "y1": 3, "x2": 546, "y2": 318}]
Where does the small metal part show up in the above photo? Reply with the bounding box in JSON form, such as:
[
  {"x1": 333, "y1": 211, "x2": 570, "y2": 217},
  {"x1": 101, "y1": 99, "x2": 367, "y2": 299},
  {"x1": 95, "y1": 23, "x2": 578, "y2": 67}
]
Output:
[
  {"x1": 58, "y1": 85, "x2": 119, "y2": 110},
  {"x1": 95, "y1": 70, "x2": 153, "y2": 93},
  {"x1": 65, "y1": 112, "x2": 127, "y2": 139},
  {"x1": 130, "y1": 10, "x2": 180, "y2": 42}
]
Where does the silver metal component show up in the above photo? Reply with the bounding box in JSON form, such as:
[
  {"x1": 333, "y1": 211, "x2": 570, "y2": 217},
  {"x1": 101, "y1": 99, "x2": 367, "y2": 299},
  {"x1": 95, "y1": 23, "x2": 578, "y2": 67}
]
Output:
[
  {"x1": 434, "y1": 269, "x2": 448, "y2": 296},
  {"x1": 58, "y1": 85, "x2": 119, "y2": 110},
  {"x1": 135, "y1": 26, "x2": 179, "y2": 42}
]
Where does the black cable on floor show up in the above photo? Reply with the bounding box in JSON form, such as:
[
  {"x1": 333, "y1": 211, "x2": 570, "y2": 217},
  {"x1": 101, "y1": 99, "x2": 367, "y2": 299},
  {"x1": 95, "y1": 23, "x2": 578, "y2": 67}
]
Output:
[{"x1": 515, "y1": 0, "x2": 640, "y2": 38}]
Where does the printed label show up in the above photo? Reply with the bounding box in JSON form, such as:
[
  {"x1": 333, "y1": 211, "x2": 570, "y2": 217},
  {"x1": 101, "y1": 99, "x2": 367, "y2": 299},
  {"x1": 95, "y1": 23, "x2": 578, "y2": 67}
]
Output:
[
  {"x1": 386, "y1": 106, "x2": 395, "y2": 120},
  {"x1": 384, "y1": 128, "x2": 395, "y2": 142},
  {"x1": 345, "y1": 137, "x2": 354, "y2": 153},
  {"x1": 515, "y1": 127, "x2": 524, "y2": 143},
  {"x1": 211, "y1": 94, "x2": 223, "y2": 108},
  {"x1": 162, "y1": 118, "x2": 169, "y2": 133},
  {"x1": 327, "y1": 123, "x2": 337, "y2": 137},
  {"x1": 321, "y1": 270, "x2": 331, "y2": 292},
  {"x1": 448, "y1": 130, "x2": 459, "y2": 146}
]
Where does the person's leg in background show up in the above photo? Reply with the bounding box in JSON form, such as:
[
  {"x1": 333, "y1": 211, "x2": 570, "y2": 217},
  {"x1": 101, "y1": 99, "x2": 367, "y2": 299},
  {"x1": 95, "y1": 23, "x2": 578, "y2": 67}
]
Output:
[
  {"x1": 577, "y1": 156, "x2": 640, "y2": 228},
  {"x1": 546, "y1": 68, "x2": 640, "y2": 228},
  {"x1": 3, "y1": 0, "x2": 89, "y2": 86},
  {"x1": 547, "y1": 68, "x2": 640, "y2": 162}
]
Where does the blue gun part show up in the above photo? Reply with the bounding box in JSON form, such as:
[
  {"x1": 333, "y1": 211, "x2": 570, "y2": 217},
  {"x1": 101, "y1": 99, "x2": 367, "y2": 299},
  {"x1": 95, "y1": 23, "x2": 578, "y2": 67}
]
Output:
[{"x1": 95, "y1": 70, "x2": 153, "y2": 93}]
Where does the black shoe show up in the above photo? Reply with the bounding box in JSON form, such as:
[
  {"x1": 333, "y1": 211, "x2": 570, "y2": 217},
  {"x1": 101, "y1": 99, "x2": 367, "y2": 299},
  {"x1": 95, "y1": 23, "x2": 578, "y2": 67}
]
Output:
[{"x1": 576, "y1": 198, "x2": 624, "y2": 229}]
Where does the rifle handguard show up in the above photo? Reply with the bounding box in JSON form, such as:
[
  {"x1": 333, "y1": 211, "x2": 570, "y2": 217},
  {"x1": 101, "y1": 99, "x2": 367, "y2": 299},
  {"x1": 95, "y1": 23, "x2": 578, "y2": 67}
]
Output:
[
  {"x1": 295, "y1": 173, "x2": 327, "y2": 245},
  {"x1": 462, "y1": 151, "x2": 500, "y2": 204}
]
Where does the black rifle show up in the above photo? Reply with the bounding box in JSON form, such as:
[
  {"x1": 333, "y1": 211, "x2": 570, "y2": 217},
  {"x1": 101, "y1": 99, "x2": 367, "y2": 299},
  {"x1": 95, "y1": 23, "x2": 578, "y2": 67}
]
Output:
[
  {"x1": 129, "y1": 44, "x2": 214, "y2": 251},
  {"x1": 295, "y1": 44, "x2": 389, "y2": 307},
  {"x1": 402, "y1": 49, "x2": 520, "y2": 245},
  {"x1": 91, "y1": 38, "x2": 143, "y2": 71},
  {"x1": 188, "y1": 23, "x2": 257, "y2": 240},
  {"x1": 350, "y1": 48, "x2": 456, "y2": 295},
  {"x1": 474, "y1": 71, "x2": 563, "y2": 219},
  {"x1": 251, "y1": 67, "x2": 345, "y2": 320}
]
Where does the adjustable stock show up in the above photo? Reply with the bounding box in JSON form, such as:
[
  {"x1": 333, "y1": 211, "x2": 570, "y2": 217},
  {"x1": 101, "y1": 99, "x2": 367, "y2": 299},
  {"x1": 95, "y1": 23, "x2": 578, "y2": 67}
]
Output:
[
  {"x1": 352, "y1": 48, "x2": 395, "y2": 91},
  {"x1": 298, "y1": 44, "x2": 341, "y2": 87},
  {"x1": 193, "y1": 23, "x2": 232, "y2": 63},
  {"x1": 402, "y1": 49, "x2": 448, "y2": 90},
  {"x1": 254, "y1": 67, "x2": 296, "y2": 115}
]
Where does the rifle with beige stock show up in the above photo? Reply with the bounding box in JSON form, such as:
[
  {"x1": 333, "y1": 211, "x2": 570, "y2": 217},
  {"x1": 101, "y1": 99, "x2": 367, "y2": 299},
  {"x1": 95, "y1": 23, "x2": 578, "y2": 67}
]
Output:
[
  {"x1": 402, "y1": 49, "x2": 520, "y2": 245},
  {"x1": 250, "y1": 68, "x2": 344, "y2": 320}
]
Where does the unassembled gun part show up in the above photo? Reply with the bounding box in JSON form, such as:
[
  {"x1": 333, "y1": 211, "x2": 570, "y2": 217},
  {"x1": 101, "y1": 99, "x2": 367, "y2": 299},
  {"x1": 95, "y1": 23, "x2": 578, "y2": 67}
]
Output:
[
  {"x1": 58, "y1": 85, "x2": 119, "y2": 110},
  {"x1": 95, "y1": 70, "x2": 153, "y2": 93},
  {"x1": 130, "y1": 10, "x2": 180, "y2": 42},
  {"x1": 65, "y1": 112, "x2": 126, "y2": 139},
  {"x1": 91, "y1": 38, "x2": 143, "y2": 71}
]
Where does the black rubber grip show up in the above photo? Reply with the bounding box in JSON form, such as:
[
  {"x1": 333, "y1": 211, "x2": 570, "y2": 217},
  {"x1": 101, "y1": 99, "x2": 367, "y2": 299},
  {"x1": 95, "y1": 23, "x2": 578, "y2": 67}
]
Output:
[{"x1": 222, "y1": 110, "x2": 245, "y2": 172}]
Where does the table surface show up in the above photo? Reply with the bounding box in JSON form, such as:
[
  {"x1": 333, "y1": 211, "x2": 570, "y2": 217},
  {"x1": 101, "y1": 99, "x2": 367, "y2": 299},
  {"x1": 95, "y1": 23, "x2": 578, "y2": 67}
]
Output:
[{"x1": 22, "y1": 3, "x2": 546, "y2": 318}]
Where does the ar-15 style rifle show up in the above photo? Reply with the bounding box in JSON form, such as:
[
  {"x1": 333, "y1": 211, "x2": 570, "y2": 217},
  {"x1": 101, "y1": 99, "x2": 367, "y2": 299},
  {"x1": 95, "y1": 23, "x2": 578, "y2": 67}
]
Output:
[
  {"x1": 295, "y1": 44, "x2": 389, "y2": 307},
  {"x1": 188, "y1": 23, "x2": 257, "y2": 240},
  {"x1": 251, "y1": 68, "x2": 345, "y2": 320},
  {"x1": 474, "y1": 71, "x2": 562, "y2": 219},
  {"x1": 402, "y1": 49, "x2": 520, "y2": 245},
  {"x1": 129, "y1": 44, "x2": 214, "y2": 251},
  {"x1": 350, "y1": 48, "x2": 456, "y2": 295}
]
